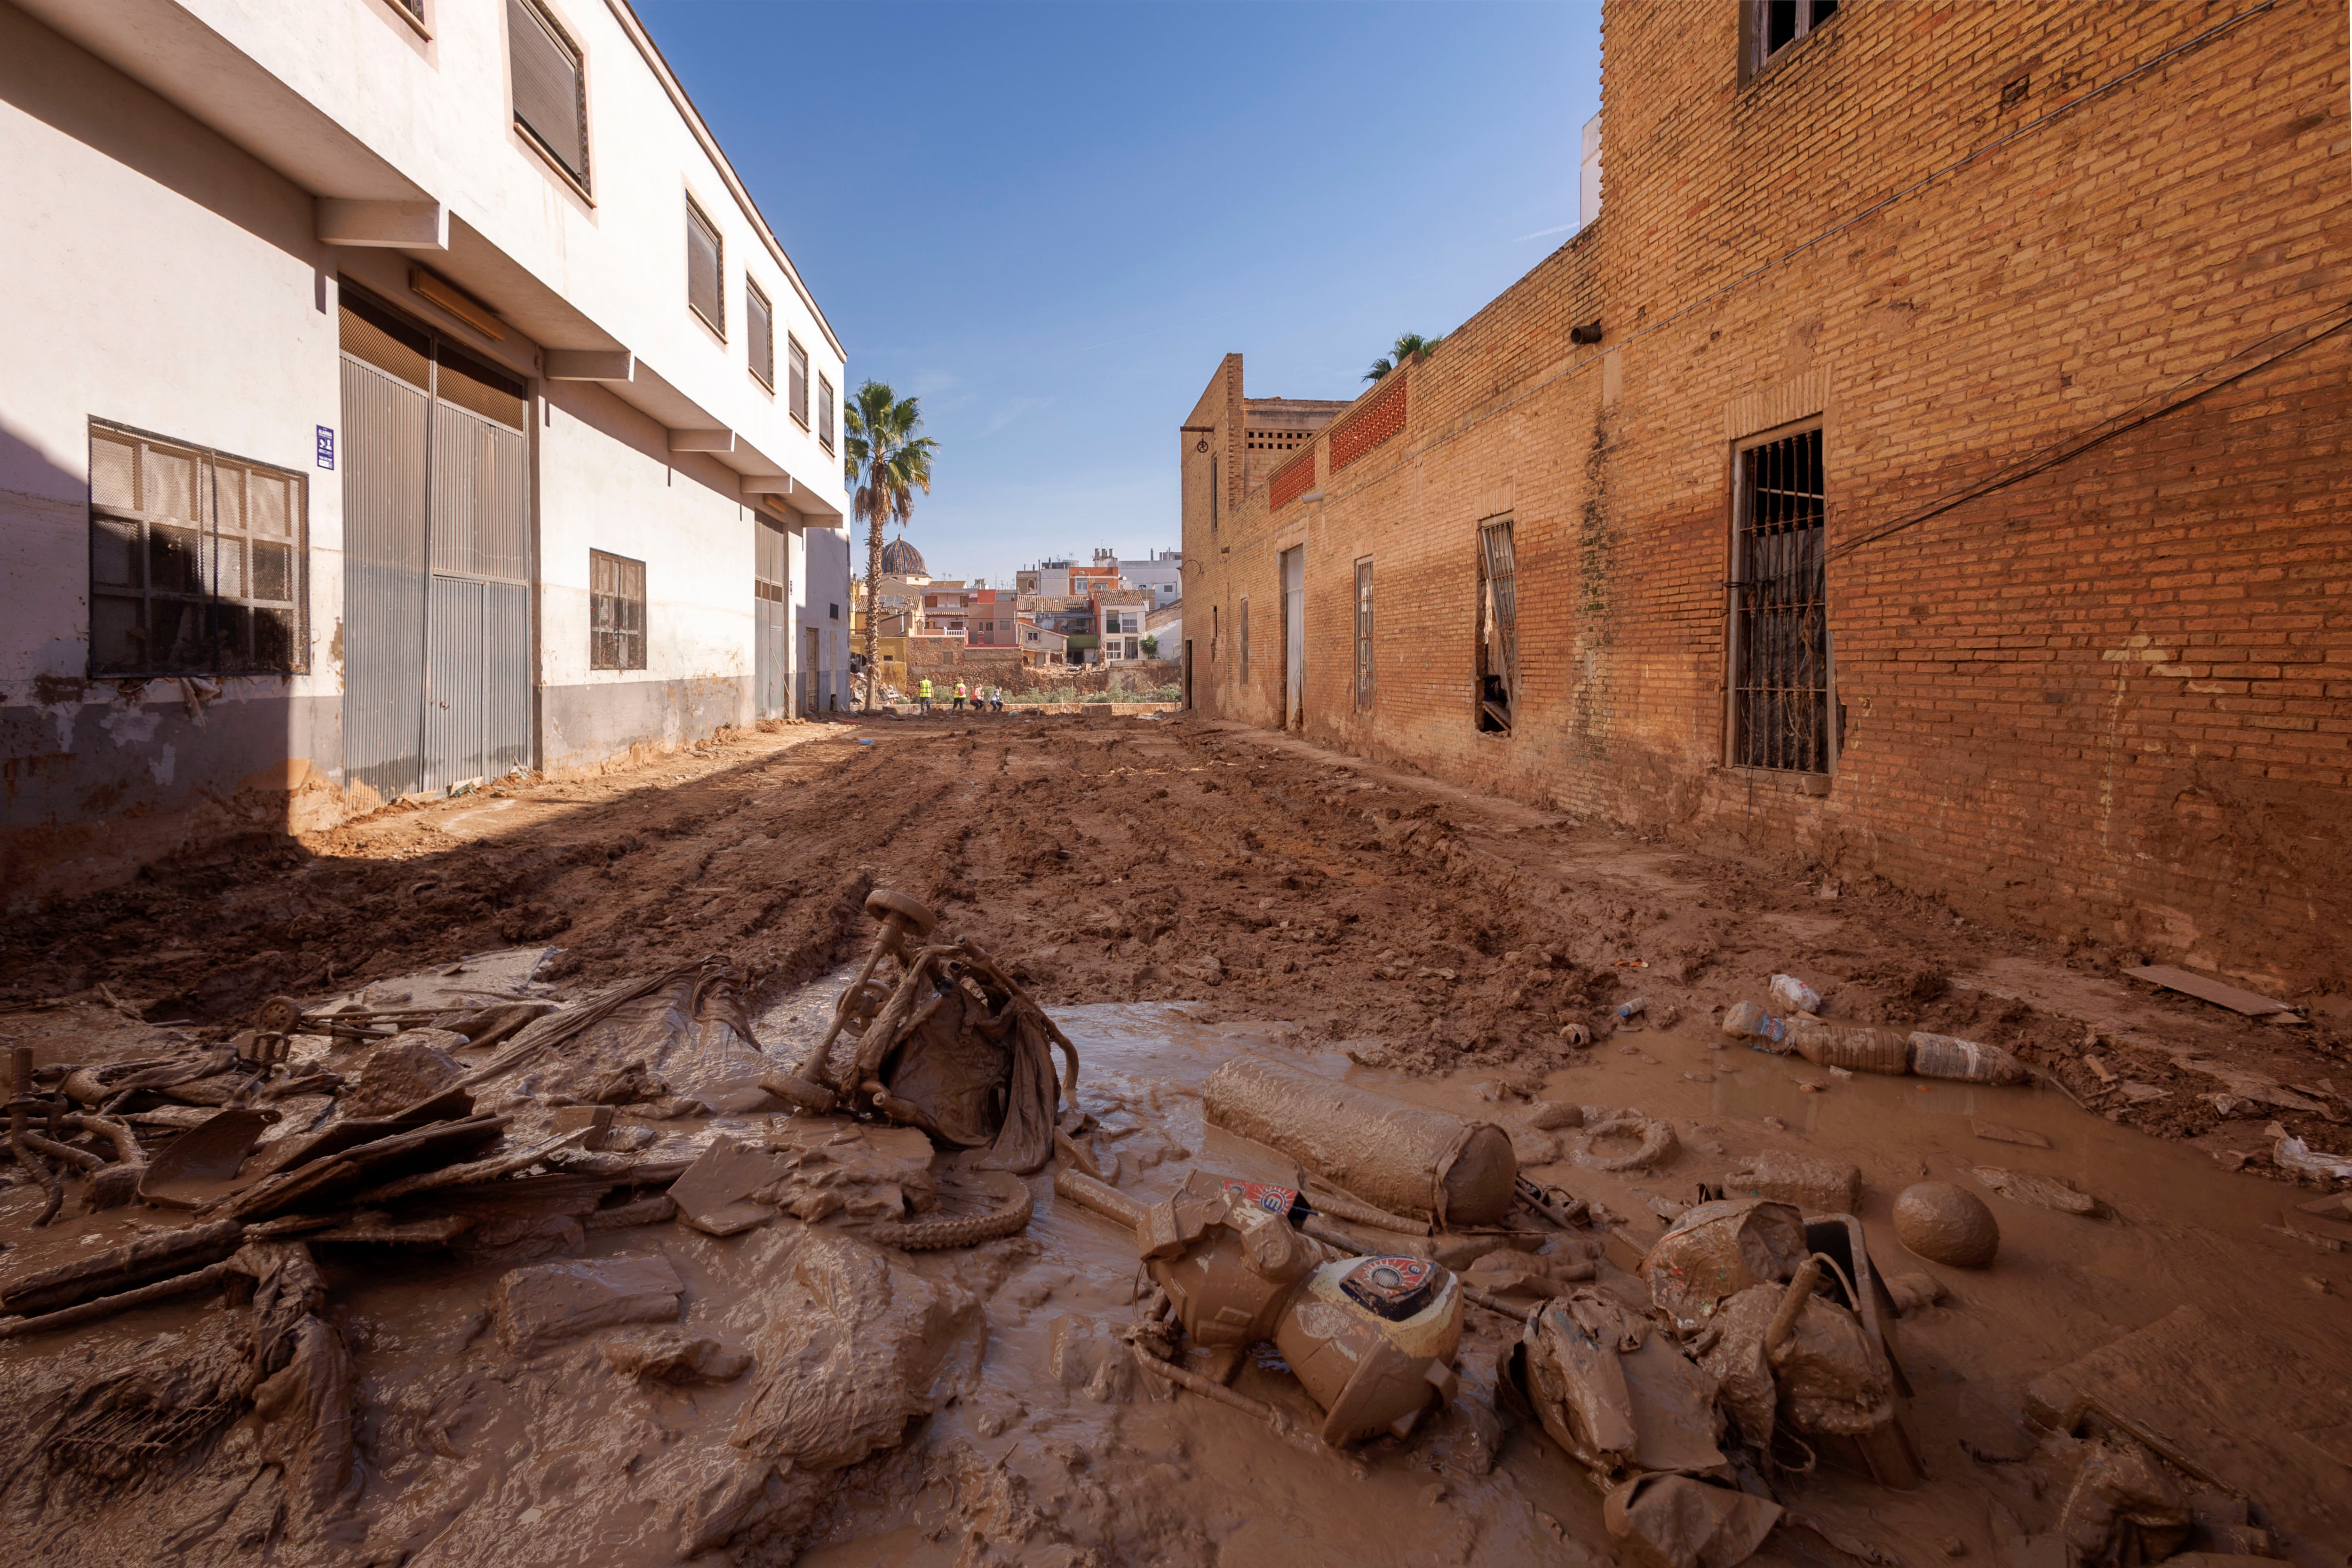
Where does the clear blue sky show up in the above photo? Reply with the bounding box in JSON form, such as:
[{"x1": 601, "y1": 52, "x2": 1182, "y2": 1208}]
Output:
[{"x1": 637, "y1": 1, "x2": 1602, "y2": 586}]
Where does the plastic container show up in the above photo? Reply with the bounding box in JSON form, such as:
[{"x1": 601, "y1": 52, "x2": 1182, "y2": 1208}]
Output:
[
  {"x1": 1787, "y1": 1019, "x2": 1910, "y2": 1075},
  {"x1": 1906, "y1": 1033, "x2": 2027, "y2": 1085},
  {"x1": 1769, "y1": 974, "x2": 1822, "y2": 1014},
  {"x1": 1615, "y1": 997, "x2": 1649, "y2": 1021},
  {"x1": 1720, "y1": 1001, "x2": 1793, "y2": 1052}
]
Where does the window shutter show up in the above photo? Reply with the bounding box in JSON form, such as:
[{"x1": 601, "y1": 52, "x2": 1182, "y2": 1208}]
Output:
[
  {"x1": 508, "y1": 0, "x2": 588, "y2": 189},
  {"x1": 747, "y1": 284, "x2": 774, "y2": 388},
  {"x1": 787, "y1": 337, "x2": 809, "y2": 424},
  {"x1": 687, "y1": 199, "x2": 723, "y2": 334},
  {"x1": 817, "y1": 375, "x2": 834, "y2": 451}
]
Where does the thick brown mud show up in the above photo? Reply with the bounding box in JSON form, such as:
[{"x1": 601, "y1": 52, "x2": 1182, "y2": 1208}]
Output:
[{"x1": 1, "y1": 715, "x2": 2348, "y2": 1564}]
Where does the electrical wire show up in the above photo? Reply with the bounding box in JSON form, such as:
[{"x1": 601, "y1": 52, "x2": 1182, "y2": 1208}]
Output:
[{"x1": 1830, "y1": 303, "x2": 2352, "y2": 559}]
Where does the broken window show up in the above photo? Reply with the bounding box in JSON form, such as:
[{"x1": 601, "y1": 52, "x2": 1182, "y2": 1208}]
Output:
[
  {"x1": 590, "y1": 549, "x2": 646, "y2": 671},
  {"x1": 1476, "y1": 517, "x2": 1516, "y2": 733},
  {"x1": 1743, "y1": 0, "x2": 1840, "y2": 81},
  {"x1": 1728, "y1": 424, "x2": 1829, "y2": 773},
  {"x1": 88, "y1": 422, "x2": 308, "y2": 677},
  {"x1": 1239, "y1": 596, "x2": 1250, "y2": 682},
  {"x1": 1355, "y1": 557, "x2": 1374, "y2": 709}
]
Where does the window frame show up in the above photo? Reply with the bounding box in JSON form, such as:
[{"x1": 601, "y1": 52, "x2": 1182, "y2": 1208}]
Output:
[
  {"x1": 507, "y1": 0, "x2": 592, "y2": 198},
  {"x1": 1724, "y1": 420, "x2": 1833, "y2": 775},
  {"x1": 685, "y1": 194, "x2": 725, "y2": 340},
  {"x1": 746, "y1": 279, "x2": 775, "y2": 391},
  {"x1": 87, "y1": 419, "x2": 310, "y2": 679},
  {"x1": 1354, "y1": 556, "x2": 1375, "y2": 710},
  {"x1": 787, "y1": 335, "x2": 810, "y2": 427},
  {"x1": 1741, "y1": 0, "x2": 1842, "y2": 86},
  {"x1": 1475, "y1": 516, "x2": 1517, "y2": 735},
  {"x1": 589, "y1": 548, "x2": 647, "y2": 672}
]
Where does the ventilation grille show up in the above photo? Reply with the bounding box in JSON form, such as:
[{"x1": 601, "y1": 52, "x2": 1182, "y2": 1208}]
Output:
[
  {"x1": 1270, "y1": 450, "x2": 1316, "y2": 509},
  {"x1": 1333, "y1": 374, "x2": 1407, "y2": 471}
]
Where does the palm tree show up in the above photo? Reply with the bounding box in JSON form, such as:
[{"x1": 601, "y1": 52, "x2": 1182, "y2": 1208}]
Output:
[
  {"x1": 1364, "y1": 332, "x2": 1439, "y2": 383},
  {"x1": 844, "y1": 382, "x2": 938, "y2": 711}
]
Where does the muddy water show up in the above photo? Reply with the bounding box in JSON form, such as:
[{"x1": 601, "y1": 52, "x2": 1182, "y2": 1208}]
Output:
[{"x1": 6, "y1": 987, "x2": 2348, "y2": 1564}]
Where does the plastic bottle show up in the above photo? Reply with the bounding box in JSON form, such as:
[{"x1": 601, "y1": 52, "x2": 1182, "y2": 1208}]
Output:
[
  {"x1": 1769, "y1": 974, "x2": 1822, "y2": 1014},
  {"x1": 1719, "y1": 1001, "x2": 1793, "y2": 1052},
  {"x1": 1907, "y1": 1032, "x2": 2027, "y2": 1085},
  {"x1": 1786, "y1": 1018, "x2": 1911, "y2": 1075},
  {"x1": 1615, "y1": 997, "x2": 1648, "y2": 1022}
]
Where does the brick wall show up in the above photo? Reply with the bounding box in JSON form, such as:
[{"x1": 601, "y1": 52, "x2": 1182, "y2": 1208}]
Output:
[{"x1": 1180, "y1": 0, "x2": 2352, "y2": 990}]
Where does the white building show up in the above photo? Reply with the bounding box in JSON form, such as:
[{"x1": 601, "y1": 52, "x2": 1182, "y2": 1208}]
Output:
[
  {"x1": 0, "y1": 0, "x2": 854, "y2": 902},
  {"x1": 1119, "y1": 549, "x2": 1183, "y2": 610}
]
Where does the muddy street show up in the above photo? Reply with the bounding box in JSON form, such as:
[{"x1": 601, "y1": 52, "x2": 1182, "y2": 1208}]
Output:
[{"x1": 2, "y1": 713, "x2": 2350, "y2": 1566}]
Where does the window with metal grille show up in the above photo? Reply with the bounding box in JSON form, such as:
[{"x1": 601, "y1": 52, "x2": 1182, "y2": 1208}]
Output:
[
  {"x1": 88, "y1": 422, "x2": 307, "y2": 677},
  {"x1": 747, "y1": 281, "x2": 774, "y2": 390},
  {"x1": 1476, "y1": 518, "x2": 1516, "y2": 733},
  {"x1": 590, "y1": 549, "x2": 646, "y2": 670},
  {"x1": 1743, "y1": 0, "x2": 1840, "y2": 81},
  {"x1": 1239, "y1": 596, "x2": 1250, "y2": 682},
  {"x1": 687, "y1": 197, "x2": 724, "y2": 336},
  {"x1": 787, "y1": 335, "x2": 809, "y2": 425},
  {"x1": 1729, "y1": 425, "x2": 1829, "y2": 772},
  {"x1": 817, "y1": 375, "x2": 834, "y2": 452},
  {"x1": 508, "y1": 0, "x2": 588, "y2": 191},
  {"x1": 1355, "y1": 557, "x2": 1375, "y2": 709}
]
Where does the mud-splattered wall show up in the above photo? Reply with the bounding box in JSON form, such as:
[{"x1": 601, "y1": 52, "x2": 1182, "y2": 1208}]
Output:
[{"x1": 1182, "y1": 0, "x2": 2352, "y2": 991}]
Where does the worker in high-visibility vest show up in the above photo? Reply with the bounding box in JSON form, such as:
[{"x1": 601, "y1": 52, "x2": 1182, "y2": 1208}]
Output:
[
  {"x1": 954, "y1": 680, "x2": 969, "y2": 711},
  {"x1": 917, "y1": 677, "x2": 932, "y2": 714}
]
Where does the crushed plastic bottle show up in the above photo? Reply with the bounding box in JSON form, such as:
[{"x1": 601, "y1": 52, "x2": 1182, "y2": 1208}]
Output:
[
  {"x1": 1769, "y1": 973, "x2": 1822, "y2": 1014},
  {"x1": 1720, "y1": 1000, "x2": 1793, "y2": 1052},
  {"x1": 1786, "y1": 1018, "x2": 1910, "y2": 1075},
  {"x1": 1616, "y1": 997, "x2": 1649, "y2": 1021}
]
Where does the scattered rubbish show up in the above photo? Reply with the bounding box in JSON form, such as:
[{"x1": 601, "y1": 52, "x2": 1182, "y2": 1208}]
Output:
[
  {"x1": 1559, "y1": 1022, "x2": 1594, "y2": 1047},
  {"x1": 1972, "y1": 1121, "x2": 2050, "y2": 1149},
  {"x1": 602, "y1": 1328, "x2": 752, "y2": 1384},
  {"x1": 2123, "y1": 963, "x2": 2298, "y2": 1019},
  {"x1": 2270, "y1": 1129, "x2": 2352, "y2": 1185},
  {"x1": 1769, "y1": 974, "x2": 1821, "y2": 1014},
  {"x1": 1575, "y1": 1114, "x2": 1680, "y2": 1173},
  {"x1": 1604, "y1": 1473, "x2": 1783, "y2": 1568},
  {"x1": 1055, "y1": 1166, "x2": 1466, "y2": 1447},
  {"x1": 1618, "y1": 998, "x2": 1650, "y2": 1020},
  {"x1": 1972, "y1": 1166, "x2": 2106, "y2": 1218},
  {"x1": 1893, "y1": 1182, "x2": 1999, "y2": 1268},
  {"x1": 1638, "y1": 1197, "x2": 1808, "y2": 1330},
  {"x1": 1203, "y1": 1055, "x2": 1517, "y2": 1226},
  {"x1": 1724, "y1": 1150, "x2": 1861, "y2": 1216},
  {"x1": 1908, "y1": 1033, "x2": 2028, "y2": 1085},
  {"x1": 1883, "y1": 1271, "x2": 1946, "y2": 1314},
  {"x1": 1717, "y1": 1006, "x2": 2025, "y2": 1084},
  {"x1": 2295, "y1": 1192, "x2": 2352, "y2": 1219}
]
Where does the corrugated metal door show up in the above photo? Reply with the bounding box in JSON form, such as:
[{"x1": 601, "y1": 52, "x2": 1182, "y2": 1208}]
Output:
[
  {"x1": 755, "y1": 519, "x2": 788, "y2": 719},
  {"x1": 339, "y1": 357, "x2": 429, "y2": 803},
  {"x1": 342, "y1": 290, "x2": 532, "y2": 803}
]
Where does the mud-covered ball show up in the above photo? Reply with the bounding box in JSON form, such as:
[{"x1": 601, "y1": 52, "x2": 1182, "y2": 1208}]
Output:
[{"x1": 1893, "y1": 1181, "x2": 1999, "y2": 1268}]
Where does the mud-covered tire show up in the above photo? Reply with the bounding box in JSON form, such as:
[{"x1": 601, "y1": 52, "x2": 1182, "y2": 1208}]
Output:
[
  {"x1": 866, "y1": 888, "x2": 938, "y2": 938},
  {"x1": 254, "y1": 995, "x2": 302, "y2": 1035}
]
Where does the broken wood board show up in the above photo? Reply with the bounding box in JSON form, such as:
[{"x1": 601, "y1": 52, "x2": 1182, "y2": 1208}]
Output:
[
  {"x1": 2123, "y1": 964, "x2": 2295, "y2": 1019},
  {"x1": 669, "y1": 1123, "x2": 937, "y2": 1237},
  {"x1": 2025, "y1": 1305, "x2": 2352, "y2": 1551}
]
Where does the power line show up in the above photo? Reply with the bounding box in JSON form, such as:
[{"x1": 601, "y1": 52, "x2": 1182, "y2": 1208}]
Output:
[{"x1": 1830, "y1": 303, "x2": 2352, "y2": 560}]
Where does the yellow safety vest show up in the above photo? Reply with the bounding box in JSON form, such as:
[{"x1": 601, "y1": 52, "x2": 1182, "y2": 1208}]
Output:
[{"x1": 919, "y1": 679, "x2": 931, "y2": 698}]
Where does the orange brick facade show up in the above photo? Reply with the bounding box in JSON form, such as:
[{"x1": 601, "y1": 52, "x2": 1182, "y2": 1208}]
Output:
[{"x1": 1180, "y1": 0, "x2": 2352, "y2": 990}]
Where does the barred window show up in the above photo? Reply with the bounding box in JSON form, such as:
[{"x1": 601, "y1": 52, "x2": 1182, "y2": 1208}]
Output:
[
  {"x1": 687, "y1": 196, "x2": 723, "y2": 336},
  {"x1": 508, "y1": 0, "x2": 588, "y2": 191},
  {"x1": 817, "y1": 374, "x2": 834, "y2": 452},
  {"x1": 1239, "y1": 596, "x2": 1250, "y2": 682},
  {"x1": 1476, "y1": 518, "x2": 1516, "y2": 733},
  {"x1": 590, "y1": 549, "x2": 646, "y2": 670},
  {"x1": 1355, "y1": 557, "x2": 1374, "y2": 709},
  {"x1": 1729, "y1": 425, "x2": 1829, "y2": 772},
  {"x1": 747, "y1": 281, "x2": 774, "y2": 389},
  {"x1": 88, "y1": 422, "x2": 307, "y2": 677}
]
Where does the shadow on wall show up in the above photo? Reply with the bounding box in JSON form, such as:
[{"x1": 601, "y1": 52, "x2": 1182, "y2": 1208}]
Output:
[{"x1": 0, "y1": 417, "x2": 337, "y2": 910}]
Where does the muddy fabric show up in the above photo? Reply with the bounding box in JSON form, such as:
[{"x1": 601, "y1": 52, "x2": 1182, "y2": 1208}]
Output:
[
  {"x1": 250, "y1": 1314, "x2": 359, "y2": 1535},
  {"x1": 523, "y1": 967, "x2": 776, "y2": 1115},
  {"x1": 877, "y1": 981, "x2": 1010, "y2": 1148},
  {"x1": 339, "y1": 1032, "x2": 466, "y2": 1119},
  {"x1": 729, "y1": 1230, "x2": 978, "y2": 1472},
  {"x1": 1697, "y1": 1286, "x2": 1783, "y2": 1455},
  {"x1": 1769, "y1": 1294, "x2": 1895, "y2": 1439}
]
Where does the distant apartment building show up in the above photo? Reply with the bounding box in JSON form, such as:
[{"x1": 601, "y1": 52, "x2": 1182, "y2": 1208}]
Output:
[
  {"x1": 1095, "y1": 589, "x2": 1153, "y2": 662},
  {"x1": 1120, "y1": 550, "x2": 1184, "y2": 611},
  {"x1": 1, "y1": 0, "x2": 856, "y2": 901},
  {"x1": 964, "y1": 588, "x2": 1020, "y2": 649}
]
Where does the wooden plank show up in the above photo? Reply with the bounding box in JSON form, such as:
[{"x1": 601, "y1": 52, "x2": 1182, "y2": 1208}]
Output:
[{"x1": 2123, "y1": 963, "x2": 2292, "y2": 1017}]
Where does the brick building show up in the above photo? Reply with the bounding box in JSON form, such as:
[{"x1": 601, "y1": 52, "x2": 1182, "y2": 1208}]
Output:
[{"x1": 1181, "y1": 0, "x2": 2351, "y2": 990}]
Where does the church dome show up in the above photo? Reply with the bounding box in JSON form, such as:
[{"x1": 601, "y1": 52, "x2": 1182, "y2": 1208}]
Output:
[{"x1": 880, "y1": 537, "x2": 928, "y2": 576}]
